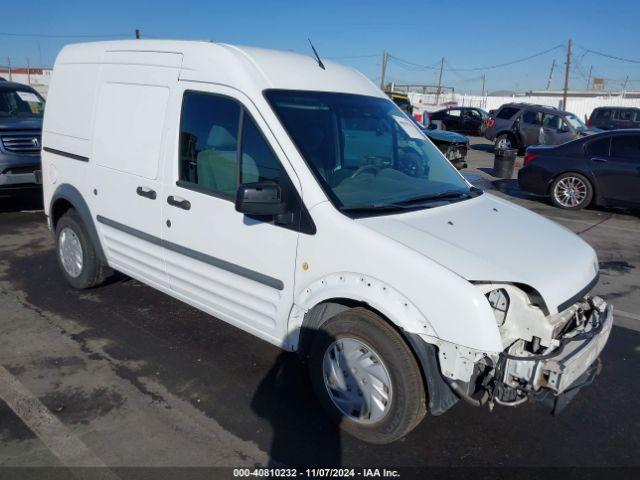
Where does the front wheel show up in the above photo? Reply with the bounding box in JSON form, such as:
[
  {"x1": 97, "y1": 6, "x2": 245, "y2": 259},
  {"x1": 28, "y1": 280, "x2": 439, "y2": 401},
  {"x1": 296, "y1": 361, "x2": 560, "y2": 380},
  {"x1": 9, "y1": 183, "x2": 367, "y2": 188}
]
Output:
[
  {"x1": 308, "y1": 307, "x2": 426, "y2": 444},
  {"x1": 550, "y1": 172, "x2": 593, "y2": 210}
]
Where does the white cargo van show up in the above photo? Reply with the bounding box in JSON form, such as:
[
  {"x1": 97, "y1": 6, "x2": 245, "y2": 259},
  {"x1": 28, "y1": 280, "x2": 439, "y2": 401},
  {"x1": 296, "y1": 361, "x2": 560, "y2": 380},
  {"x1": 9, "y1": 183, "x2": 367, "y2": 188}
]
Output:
[{"x1": 42, "y1": 40, "x2": 612, "y2": 444}]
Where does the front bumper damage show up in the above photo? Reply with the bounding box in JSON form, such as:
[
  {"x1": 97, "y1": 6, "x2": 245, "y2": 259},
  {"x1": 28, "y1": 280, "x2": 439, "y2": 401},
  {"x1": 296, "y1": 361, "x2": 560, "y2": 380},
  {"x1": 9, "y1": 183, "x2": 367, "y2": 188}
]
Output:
[
  {"x1": 498, "y1": 299, "x2": 612, "y2": 411},
  {"x1": 432, "y1": 296, "x2": 613, "y2": 414}
]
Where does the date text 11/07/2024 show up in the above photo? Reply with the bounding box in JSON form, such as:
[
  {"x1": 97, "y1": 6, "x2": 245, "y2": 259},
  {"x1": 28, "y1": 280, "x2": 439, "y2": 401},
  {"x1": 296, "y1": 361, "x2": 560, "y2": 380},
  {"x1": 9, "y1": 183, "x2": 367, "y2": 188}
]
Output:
[{"x1": 232, "y1": 468, "x2": 401, "y2": 478}]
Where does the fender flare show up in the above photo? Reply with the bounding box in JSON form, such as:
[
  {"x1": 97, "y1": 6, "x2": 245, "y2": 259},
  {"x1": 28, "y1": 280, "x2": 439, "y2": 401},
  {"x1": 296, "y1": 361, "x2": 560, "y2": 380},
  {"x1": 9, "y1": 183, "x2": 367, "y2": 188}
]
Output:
[
  {"x1": 50, "y1": 183, "x2": 107, "y2": 263},
  {"x1": 287, "y1": 272, "x2": 438, "y2": 351}
]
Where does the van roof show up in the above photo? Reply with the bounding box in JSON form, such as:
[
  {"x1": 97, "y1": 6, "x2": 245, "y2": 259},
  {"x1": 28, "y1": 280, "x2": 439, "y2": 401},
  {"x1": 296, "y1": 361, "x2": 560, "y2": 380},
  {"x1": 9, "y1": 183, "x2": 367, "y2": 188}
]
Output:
[{"x1": 55, "y1": 40, "x2": 383, "y2": 98}]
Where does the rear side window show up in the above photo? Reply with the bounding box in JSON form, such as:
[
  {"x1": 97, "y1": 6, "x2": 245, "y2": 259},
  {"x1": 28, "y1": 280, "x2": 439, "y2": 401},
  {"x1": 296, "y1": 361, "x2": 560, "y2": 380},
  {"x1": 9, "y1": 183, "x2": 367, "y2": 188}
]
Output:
[
  {"x1": 179, "y1": 91, "x2": 284, "y2": 198},
  {"x1": 594, "y1": 109, "x2": 612, "y2": 120},
  {"x1": 612, "y1": 135, "x2": 640, "y2": 159},
  {"x1": 496, "y1": 107, "x2": 519, "y2": 120},
  {"x1": 585, "y1": 137, "x2": 610, "y2": 157},
  {"x1": 522, "y1": 111, "x2": 542, "y2": 125}
]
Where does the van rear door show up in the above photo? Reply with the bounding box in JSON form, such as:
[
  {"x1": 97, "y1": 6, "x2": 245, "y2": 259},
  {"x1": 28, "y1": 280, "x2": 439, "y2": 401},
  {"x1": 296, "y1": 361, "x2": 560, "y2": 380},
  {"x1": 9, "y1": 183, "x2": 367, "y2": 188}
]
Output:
[{"x1": 90, "y1": 52, "x2": 182, "y2": 288}]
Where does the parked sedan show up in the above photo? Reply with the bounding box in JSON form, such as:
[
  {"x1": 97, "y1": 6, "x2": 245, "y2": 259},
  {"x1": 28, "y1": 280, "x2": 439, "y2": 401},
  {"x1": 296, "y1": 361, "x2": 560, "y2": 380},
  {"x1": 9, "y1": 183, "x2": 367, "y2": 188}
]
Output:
[
  {"x1": 429, "y1": 107, "x2": 489, "y2": 136},
  {"x1": 518, "y1": 130, "x2": 640, "y2": 210}
]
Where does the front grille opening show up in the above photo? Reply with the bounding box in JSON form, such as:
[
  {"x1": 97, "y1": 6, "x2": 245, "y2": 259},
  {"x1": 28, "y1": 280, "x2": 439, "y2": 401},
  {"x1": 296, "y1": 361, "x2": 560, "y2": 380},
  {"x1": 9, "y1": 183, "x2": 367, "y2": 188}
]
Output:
[
  {"x1": 1, "y1": 165, "x2": 39, "y2": 175},
  {"x1": 1, "y1": 134, "x2": 42, "y2": 154}
]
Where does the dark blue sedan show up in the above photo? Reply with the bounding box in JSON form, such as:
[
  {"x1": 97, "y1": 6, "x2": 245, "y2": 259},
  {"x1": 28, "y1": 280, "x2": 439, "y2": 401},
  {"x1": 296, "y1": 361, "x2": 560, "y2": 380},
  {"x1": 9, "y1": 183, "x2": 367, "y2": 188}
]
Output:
[{"x1": 518, "y1": 129, "x2": 640, "y2": 210}]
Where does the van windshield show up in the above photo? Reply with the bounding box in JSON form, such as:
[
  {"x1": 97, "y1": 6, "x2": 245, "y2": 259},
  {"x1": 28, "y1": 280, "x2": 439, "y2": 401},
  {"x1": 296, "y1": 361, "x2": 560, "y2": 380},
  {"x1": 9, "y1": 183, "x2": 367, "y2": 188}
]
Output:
[
  {"x1": 0, "y1": 89, "x2": 45, "y2": 119},
  {"x1": 265, "y1": 90, "x2": 476, "y2": 213}
]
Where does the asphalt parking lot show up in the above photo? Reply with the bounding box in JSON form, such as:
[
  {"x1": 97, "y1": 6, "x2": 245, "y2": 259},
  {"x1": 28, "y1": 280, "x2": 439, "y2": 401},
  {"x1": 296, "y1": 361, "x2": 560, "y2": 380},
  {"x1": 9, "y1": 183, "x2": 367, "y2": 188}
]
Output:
[{"x1": 1, "y1": 138, "x2": 639, "y2": 471}]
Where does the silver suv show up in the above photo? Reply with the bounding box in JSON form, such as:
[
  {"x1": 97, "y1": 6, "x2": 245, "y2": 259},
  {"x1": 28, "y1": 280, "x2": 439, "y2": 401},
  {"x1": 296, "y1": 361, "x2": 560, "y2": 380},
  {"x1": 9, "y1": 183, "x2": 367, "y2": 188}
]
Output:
[
  {"x1": 485, "y1": 103, "x2": 596, "y2": 151},
  {"x1": 0, "y1": 80, "x2": 44, "y2": 197}
]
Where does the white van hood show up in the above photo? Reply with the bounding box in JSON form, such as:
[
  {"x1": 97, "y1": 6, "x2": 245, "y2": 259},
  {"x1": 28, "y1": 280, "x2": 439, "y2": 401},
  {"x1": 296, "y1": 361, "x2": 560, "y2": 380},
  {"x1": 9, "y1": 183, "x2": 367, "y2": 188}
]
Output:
[{"x1": 357, "y1": 193, "x2": 599, "y2": 314}]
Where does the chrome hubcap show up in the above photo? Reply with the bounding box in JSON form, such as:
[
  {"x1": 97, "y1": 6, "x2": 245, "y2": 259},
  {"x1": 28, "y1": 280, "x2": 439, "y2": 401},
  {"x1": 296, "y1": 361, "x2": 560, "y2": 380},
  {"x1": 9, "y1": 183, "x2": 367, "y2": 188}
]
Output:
[
  {"x1": 496, "y1": 137, "x2": 511, "y2": 149},
  {"x1": 554, "y1": 176, "x2": 587, "y2": 207},
  {"x1": 58, "y1": 227, "x2": 83, "y2": 278},
  {"x1": 322, "y1": 337, "x2": 393, "y2": 424}
]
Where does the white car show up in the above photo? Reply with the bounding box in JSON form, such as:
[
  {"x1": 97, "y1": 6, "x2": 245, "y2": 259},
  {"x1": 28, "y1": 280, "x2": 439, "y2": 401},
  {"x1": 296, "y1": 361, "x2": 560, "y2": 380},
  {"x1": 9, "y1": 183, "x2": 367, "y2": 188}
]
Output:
[{"x1": 42, "y1": 40, "x2": 612, "y2": 444}]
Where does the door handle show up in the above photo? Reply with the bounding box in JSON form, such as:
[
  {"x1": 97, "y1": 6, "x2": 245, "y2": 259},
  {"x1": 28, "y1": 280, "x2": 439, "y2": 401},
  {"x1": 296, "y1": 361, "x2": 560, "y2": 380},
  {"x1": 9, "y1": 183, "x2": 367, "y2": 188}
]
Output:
[
  {"x1": 167, "y1": 195, "x2": 191, "y2": 210},
  {"x1": 591, "y1": 157, "x2": 608, "y2": 163},
  {"x1": 136, "y1": 186, "x2": 157, "y2": 200}
]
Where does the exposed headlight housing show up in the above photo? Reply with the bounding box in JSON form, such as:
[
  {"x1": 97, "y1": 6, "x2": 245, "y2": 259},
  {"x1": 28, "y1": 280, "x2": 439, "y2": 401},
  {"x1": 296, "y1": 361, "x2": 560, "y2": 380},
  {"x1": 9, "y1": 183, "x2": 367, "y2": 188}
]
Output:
[{"x1": 487, "y1": 288, "x2": 510, "y2": 326}]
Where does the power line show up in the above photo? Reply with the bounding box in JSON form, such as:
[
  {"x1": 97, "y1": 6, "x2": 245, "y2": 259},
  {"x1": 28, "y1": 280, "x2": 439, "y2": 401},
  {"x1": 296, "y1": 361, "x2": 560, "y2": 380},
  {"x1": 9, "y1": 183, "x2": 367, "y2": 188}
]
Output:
[
  {"x1": 0, "y1": 31, "x2": 131, "y2": 39},
  {"x1": 387, "y1": 55, "x2": 440, "y2": 71},
  {"x1": 445, "y1": 45, "x2": 564, "y2": 71},
  {"x1": 326, "y1": 54, "x2": 379, "y2": 60},
  {"x1": 387, "y1": 45, "x2": 563, "y2": 73},
  {"x1": 581, "y1": 47, "x2": 640, "y2": 64}
]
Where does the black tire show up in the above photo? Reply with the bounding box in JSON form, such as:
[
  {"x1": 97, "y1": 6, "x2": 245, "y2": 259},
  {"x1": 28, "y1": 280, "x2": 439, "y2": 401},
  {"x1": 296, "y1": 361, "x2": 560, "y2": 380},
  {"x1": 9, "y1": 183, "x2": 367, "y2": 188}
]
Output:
[
  {"x1": 550, "y1": 172, "x2": 593, "y2": 210},
  {"x1": 495, "y1": 133, "x2": 513, "y2": 150},
  {"x1": 308, "y1": 307, "x2": 426, "y2": 444},
  {"x1": 55, "y1": 209, "x2": 111, "y2": 289}
]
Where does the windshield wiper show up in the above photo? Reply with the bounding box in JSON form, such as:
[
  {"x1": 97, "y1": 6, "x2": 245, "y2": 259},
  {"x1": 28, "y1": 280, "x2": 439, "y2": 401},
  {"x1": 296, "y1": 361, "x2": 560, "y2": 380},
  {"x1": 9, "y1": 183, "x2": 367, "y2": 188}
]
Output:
[
  {"x1": 339, "y1": 188, "x2": 482, "y2": 213},
  {"x1": 393, "y1": 188, "x2": 480, "y2": 206},
  {"x1": 339, "y1": 203, "x2": 411, "y2": 213}
]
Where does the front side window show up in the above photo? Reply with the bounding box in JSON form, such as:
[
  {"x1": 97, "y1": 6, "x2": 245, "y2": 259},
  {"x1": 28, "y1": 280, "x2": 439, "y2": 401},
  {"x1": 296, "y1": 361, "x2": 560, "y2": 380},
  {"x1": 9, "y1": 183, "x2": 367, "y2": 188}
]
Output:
[
  {"x1": 447, "y1": 109, "x2": 461, "y2": 118},
  {"x1": 542, "y1": 113, "x2": 561, "y2": 130},
  {"x1": 464, "y1": 109, "x2": 481, "y2": 120},
  {"x1": 180, "y1": 93, "x2": 240, "y2": 197},
  {"x1": 618, "y1": 109, "x2": 633, "y2": 121},
  {"x1": 266, "y1": 90, "x2": 475, "y2": 213},
  {"x1": 179, "y1": 91, "x2": 284, "y2": 198},
  {"x1": 0, "y1": 89, "x2": 45, "y2": 118},
  {"x1": 564, "y1": 113, "x2": 586, "y2": 131}
]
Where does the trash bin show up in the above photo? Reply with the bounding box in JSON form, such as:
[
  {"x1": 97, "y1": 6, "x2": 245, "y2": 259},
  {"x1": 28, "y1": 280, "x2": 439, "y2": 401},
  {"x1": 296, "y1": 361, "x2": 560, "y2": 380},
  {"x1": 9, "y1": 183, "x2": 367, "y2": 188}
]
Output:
[{"x1": 493, "y1": 148, "x2": 517, "y2": 178}]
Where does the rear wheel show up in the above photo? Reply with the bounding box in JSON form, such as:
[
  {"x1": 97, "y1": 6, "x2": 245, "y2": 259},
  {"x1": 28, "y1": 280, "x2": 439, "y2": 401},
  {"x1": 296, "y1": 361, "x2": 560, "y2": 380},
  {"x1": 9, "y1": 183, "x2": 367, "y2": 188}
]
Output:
[
  {"x1": 308, "y1": 307, "x2": 426, "y2": 444},
  {"x1": 495, "y1": 133, "x2": 513, "y2": 150},
  {"x1": 550, "y1": 172, "x2": 593, "y2": 210},
  {"x1": 55, "y1": 209, "x2": 111, "y2": 289}
]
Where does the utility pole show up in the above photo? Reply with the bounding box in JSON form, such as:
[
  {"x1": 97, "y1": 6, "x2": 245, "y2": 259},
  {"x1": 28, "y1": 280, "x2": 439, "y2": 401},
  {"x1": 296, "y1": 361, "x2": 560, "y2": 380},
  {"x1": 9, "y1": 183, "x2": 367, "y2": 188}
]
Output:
[
  {"x1": 586, "y1": 65, "x2": 592, "y2": 90},
  {"x1": 481, "y1": 74, "x2": 486, "y2": 97},
  {"x1": 435, "y1": 57, "x2": 445, "y2": 106},
  {"x1": 546, "y1": 59, "x2": 556, "y2": 90},
  {"x1": 562, "y1": 39, "x2": 572, "y2": 110},
  {"x1": 379, "y1": 50, "x2": 388, "y2": 91},
  {"x1": 7, "y1": 57, "x2": 11, "y2": 81},
  {"x1": 37, "y1": 40, "x2": 43, "y2": 68},
  {"x1": 27, "y1": 57, "x2": 30, "y2": 85},
  {"x1": 135, "y1": 29, "x2": 141, "y2": 39},
  {"x1": 622, "y1": 75, "x2": 629, "y2": 98}
]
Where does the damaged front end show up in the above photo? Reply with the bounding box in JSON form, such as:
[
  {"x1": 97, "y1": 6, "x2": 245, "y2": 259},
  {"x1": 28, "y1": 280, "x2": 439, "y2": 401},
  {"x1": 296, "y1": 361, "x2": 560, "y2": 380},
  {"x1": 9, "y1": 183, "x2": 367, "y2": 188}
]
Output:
[{"x1": 429, "y1": 283, "x2": 613, "y2": 414}]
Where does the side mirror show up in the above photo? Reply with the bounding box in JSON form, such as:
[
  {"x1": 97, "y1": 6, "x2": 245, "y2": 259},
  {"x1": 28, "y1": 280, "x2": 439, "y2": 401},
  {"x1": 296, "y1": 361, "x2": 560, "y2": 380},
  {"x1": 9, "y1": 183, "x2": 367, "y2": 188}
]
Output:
[{"x1": 235, "y1": 182, "x2": 289, "y2": 221}]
